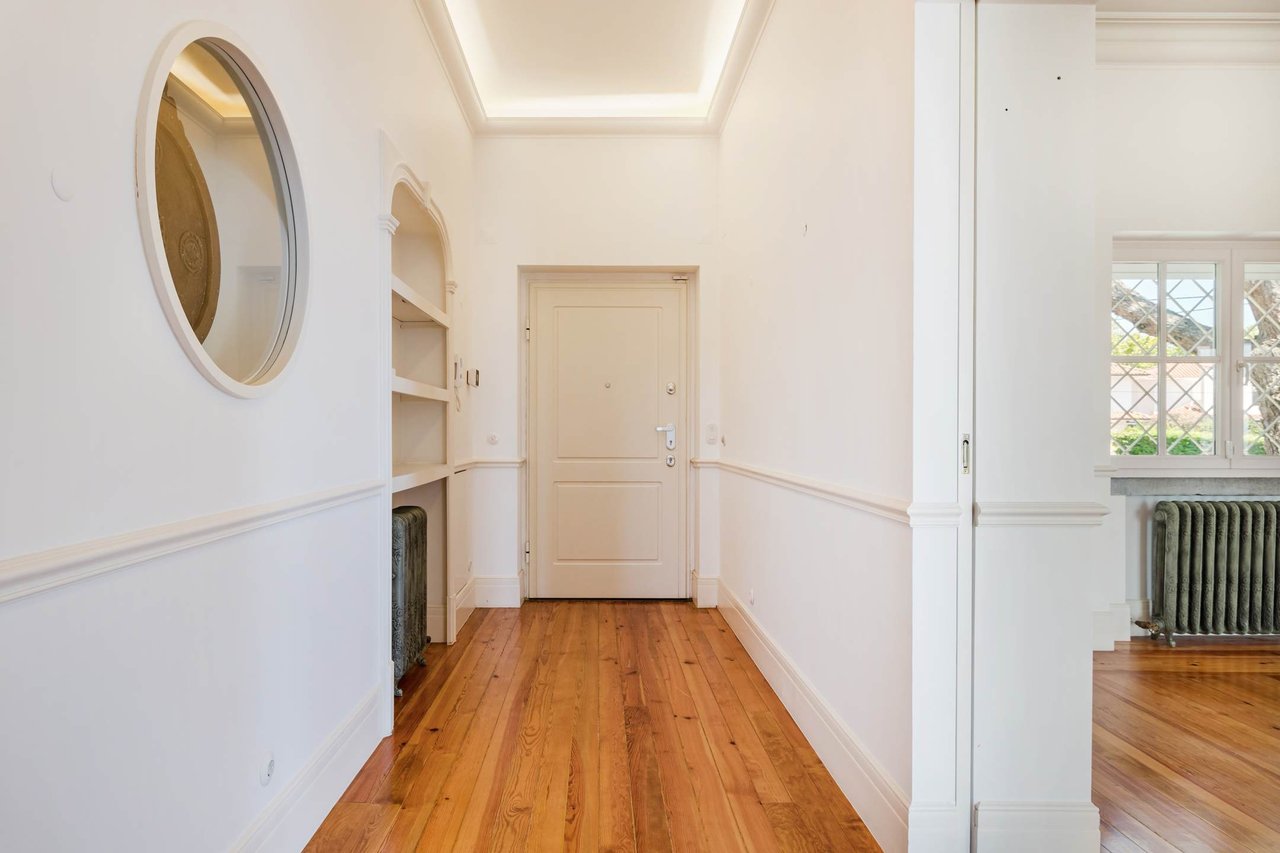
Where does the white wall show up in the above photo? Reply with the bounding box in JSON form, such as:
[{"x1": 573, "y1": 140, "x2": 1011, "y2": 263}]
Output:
[
  {"x1": 716, "y1": 0, "x2": 915, "y2": 847},
  {"x1": 971, "y1": 4, "x2": 1101, "y2": 849},
  {"x1": 0, "y1": 0, "x2": 473, "y2": 848},
  {"x1": 1096, "y1": 56, "x2": 1280, "y2": 636},
  {"x1": 468, "y1": 136, "x2": 721, "y2": 591}
]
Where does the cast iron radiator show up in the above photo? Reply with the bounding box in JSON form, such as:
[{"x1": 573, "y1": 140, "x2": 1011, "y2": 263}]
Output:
[
  {"x1": 1151, "y1": 500, "x2": 1280, "y2": 645},
  {"x1": 391, "y1": 506, "x2": 430, "y2": 687}
]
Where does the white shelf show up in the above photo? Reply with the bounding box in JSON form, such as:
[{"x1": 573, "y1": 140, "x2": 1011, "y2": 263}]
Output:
[
  {"x1": 391, "y1": 373, "x2": 449, "y2": 403},
  {"x1": 391, "y1": 463, "x2": 451, "y2": 492},
  {"x1": 392, "y1": 275, "x2": 450, "y2": 327}
]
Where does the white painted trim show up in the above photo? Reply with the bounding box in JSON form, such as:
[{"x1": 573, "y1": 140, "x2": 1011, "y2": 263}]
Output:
[
  {"x1": 411, "y1": 0, "x2": 774, "y2": 136},
  {"x1": 1093, "y1": 602, "x2": 1135, "y2": 650},
  {"x1": 974, "y1": 502, "x2": 1109, "y2": 526},
  {"x1": 718, "y1": 581, "x2": 909, "y2": 852},
  {"x1": 706, "y1": 0, "x2": 777, "y2": 131},
  {"x1": 524, "y1": 272, "x2": 698, "y2": 601},
  {"x1": 412, "y1": 0, "x2": 485, "y2": 133},
  {"x1": 233, "y1": 684, "x2": 382, "y2": 852},
  {"x1": 907, "y1": 502, "x2": 966, "y2": 528},
  {"x1": 1098, "y1": 12, "x2": 1280, "y2": 67},
  {"x1": 1129, "y1": 597, "x2": 1153, "y2": 636},
  {"x1": 452, "y1": 457, "x2": 525, "y2": 472},
  {"x1": 135, "y1": 22, "x2": 311, "y2": 398},
  {"x1": 692, "y1": 570, "x2": 718, "y2": 608},
  {"x1": 705, "y1": 459, "x2": 912, "y2": 526},
  {"x1": 427, "y1": 604, "x2": 446, "y2": 644},
  {"x1": 473, "y1": 575, "x2": 522, "y2": 607},
  {"x1": 972, "y1": 801, "x2": 1100, "y2": 852},
  {"x1": 907, "y1": 802, "x2": 969, "y2": 853},
  {"x1": 0, "y1": 481, "x2": 382, "y2": 606},
  {"x1": 450, "y1": 575, "x2": 477, "y2": 636}
]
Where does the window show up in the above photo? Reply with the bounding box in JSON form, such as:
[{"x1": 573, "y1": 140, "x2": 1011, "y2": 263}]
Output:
[{"x1": 1110, "y1": 244, "x2": 1280, "y2": 467}]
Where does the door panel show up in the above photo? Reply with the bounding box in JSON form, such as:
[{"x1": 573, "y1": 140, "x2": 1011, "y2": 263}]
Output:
[{"x1": 532, "y1": 283, "x2": 685, "y2": 599}]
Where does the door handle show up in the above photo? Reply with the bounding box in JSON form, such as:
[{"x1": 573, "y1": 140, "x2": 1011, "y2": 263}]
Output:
[{"x1": 656, "y1": 423, "x2": 676, "y2": 450}]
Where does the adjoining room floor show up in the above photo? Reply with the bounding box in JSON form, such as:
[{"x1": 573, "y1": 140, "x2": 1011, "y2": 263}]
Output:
[
  {"x1": 1094, "y1": 637, "x2": 1280, "y2": 852},
  {"x1": 308, "y1": 600, "x2": 879, "y2": 852}
]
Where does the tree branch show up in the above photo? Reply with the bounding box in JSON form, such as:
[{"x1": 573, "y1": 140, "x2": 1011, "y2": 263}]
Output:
[{"x1": 1111, "y1": 281, "x2": 1211, "y2": 354}]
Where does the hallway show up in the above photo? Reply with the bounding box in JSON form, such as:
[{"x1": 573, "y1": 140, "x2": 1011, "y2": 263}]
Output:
[{"x1": 308, "y1": 601, "x2": 879, "y2": 851}]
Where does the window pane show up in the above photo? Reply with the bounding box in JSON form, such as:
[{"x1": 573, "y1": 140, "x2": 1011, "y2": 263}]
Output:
[
  {"x1": 1111, "y1": 361, "x2": 1157, "y2": 455},
  {"x1": 1111, "y1": 263, "x2": 1158, "y2": 357},
  {"x1": 1244, "y1": 363, "x2": 1280, "y2": 455},
  {"x1": 1166, "y1": 363, "x2": 1215, "y2": 455},
  {"x1": 1243, "y1": 262, "x2": 1280, "y2": 356},
  {"x1": 1165, "y1": 263, "x2": 1216, "y2": 356}
]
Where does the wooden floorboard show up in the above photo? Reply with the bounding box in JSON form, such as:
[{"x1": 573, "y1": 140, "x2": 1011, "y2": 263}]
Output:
[
  {"x1": 310, "y1": 601, "x2": 877, "y2": 852},
  {"x1": 1094, "y1": 637, "x2": 1280, "y2": 853}
]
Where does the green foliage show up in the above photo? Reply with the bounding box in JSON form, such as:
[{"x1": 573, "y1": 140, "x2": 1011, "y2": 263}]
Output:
[
  {"x1": 1111, "y1": 329, "x2": 1158, "y2": 361},
  {"x1": 1111, "y1": 424, "x2": 1214, "y2": 456}
]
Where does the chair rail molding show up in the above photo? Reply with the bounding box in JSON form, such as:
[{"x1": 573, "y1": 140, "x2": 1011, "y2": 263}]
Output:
[
  {"x1": 975, "y1": 501, "x2": 1109, "y2": 526},
  {"x1": 0, "y1": 480, "x2": 382, "y2": 606},
  {"x1": 907, "y1": 502, "x2": 965, "y2": 528},
  {"x1": 694, "y1": 458, "x2": 911, "y2": 525}
]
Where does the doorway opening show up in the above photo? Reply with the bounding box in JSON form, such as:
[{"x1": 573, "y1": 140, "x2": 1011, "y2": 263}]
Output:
[{"x1": 520, "y1": 268, "x2": 699, "y2": 600}]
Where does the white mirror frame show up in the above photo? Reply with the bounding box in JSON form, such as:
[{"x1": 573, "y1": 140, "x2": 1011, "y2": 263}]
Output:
[{"x1": 135, "y1": 21, "x2": 309, "y2": 398}]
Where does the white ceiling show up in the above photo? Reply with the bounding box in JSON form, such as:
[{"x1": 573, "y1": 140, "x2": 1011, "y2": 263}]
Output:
[{"x1": 421, "y1": 0, "x2": 771, "y2": 133}]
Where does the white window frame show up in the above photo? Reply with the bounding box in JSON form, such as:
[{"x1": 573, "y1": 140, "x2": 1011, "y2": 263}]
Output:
[{"x1": 1110, "y1": 240, "x2": 1280, "y2": 475}]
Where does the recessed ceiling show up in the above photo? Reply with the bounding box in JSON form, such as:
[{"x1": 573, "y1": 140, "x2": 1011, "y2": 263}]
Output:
[{"x1": 418, "y1": 0, "x2": 774, "y2": 133}]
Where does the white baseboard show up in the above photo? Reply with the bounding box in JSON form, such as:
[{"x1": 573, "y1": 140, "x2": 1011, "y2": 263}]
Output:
[
  {"x1": 717, "y1": 580, "x2": 908, "y2": 852},
  {"x1": 427, "y1": 605, "x2": 445, "y2": 644},
  {"x1": 473, "y1": 575, "x2": 522, "y2": 607},
  {"x1": 1128, "y1": 598, "x2": 1151, "y2": 637},
  {"x1": 973, "y1": 801, "x2": 1099, "y2": 852},
  {"x1": 451, "y1": 577, "x2": 476, "y2": 637},
  {"x1": 233, "y1": 685, "x2": 383, "y2": 852},
  {"x1": 1092, "y1": 602, "x2": 1134, "y2": 651},
  {"x1": 907, "y1": 802, "x2": 969, "y2": 853},
  {"x1": 692, "y1": 570, "x2": 718, "y2": 607}
]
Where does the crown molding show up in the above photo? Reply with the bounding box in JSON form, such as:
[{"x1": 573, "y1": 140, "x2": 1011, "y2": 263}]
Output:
[
  {"x1": 1098, "y1": 8, "x2": 1280, "y2": 67},
  {"x1": 413, "y1": 0, "x2": 774, "y2": 137}
]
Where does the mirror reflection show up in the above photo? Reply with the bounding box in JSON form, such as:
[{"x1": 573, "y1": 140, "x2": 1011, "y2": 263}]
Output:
[{"x1": 154, "y1": 39, "x2": 293, "y2": 383}]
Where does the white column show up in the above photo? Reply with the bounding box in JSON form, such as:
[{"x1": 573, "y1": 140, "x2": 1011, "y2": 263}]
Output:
[{"x1": 971, "y1": 3, "x2": 1102, "y2": 850}]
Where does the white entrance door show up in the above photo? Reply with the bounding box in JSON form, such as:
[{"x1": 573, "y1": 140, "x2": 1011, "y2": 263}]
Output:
[{"x1": 530, "y1": 280, "x2": 686, "y2": 598}]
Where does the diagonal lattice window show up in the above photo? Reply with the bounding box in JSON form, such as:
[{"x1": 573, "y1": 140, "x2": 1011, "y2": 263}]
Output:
[
  {"x1": 1110, "y1": 363, "x2": 1157, "y2": 455},
  {"x1": 1165, "y1": 364, "x2": 1215, "y2": 455}
]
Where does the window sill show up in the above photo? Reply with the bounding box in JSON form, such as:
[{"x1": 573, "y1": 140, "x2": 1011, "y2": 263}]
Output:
[
  {"x1": 1097, "y1": 462, "x2": 1280, "y2": 479},
  {"x1": 1097, "y1": 465, "x2": 1280, "y2": 496}
]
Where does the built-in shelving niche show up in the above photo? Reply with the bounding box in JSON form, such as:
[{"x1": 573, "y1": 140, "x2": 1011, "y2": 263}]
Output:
[{"x1": 388, "y1": 178, "x2": 452, "y2": 647}]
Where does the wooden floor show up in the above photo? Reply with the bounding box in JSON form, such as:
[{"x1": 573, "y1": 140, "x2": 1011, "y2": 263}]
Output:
[
  {"x1": 309, "y1": 600, "x2": 878, "y2": 852},
  {"x1": 1095, "y1": 637, "x2": 1280, "y2": 852}
]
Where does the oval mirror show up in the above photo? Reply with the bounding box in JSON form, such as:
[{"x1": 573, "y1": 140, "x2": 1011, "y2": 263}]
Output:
[{"x1": 138, "y1": 30, "x2": 305, "y2": 394}]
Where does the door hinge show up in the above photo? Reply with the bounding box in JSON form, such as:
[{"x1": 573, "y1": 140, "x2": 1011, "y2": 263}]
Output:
[
  {"x1": 525, "y1": 327, "x2": 530, "y2": 341},
  {"x1": 523, "y1": 541, "x2": 530, "y2": 564}
]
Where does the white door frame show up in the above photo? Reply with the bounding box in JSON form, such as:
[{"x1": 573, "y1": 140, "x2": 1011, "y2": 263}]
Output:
[{"x1": 519, "y1": 267, "x2": 699, "y2": 600}]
